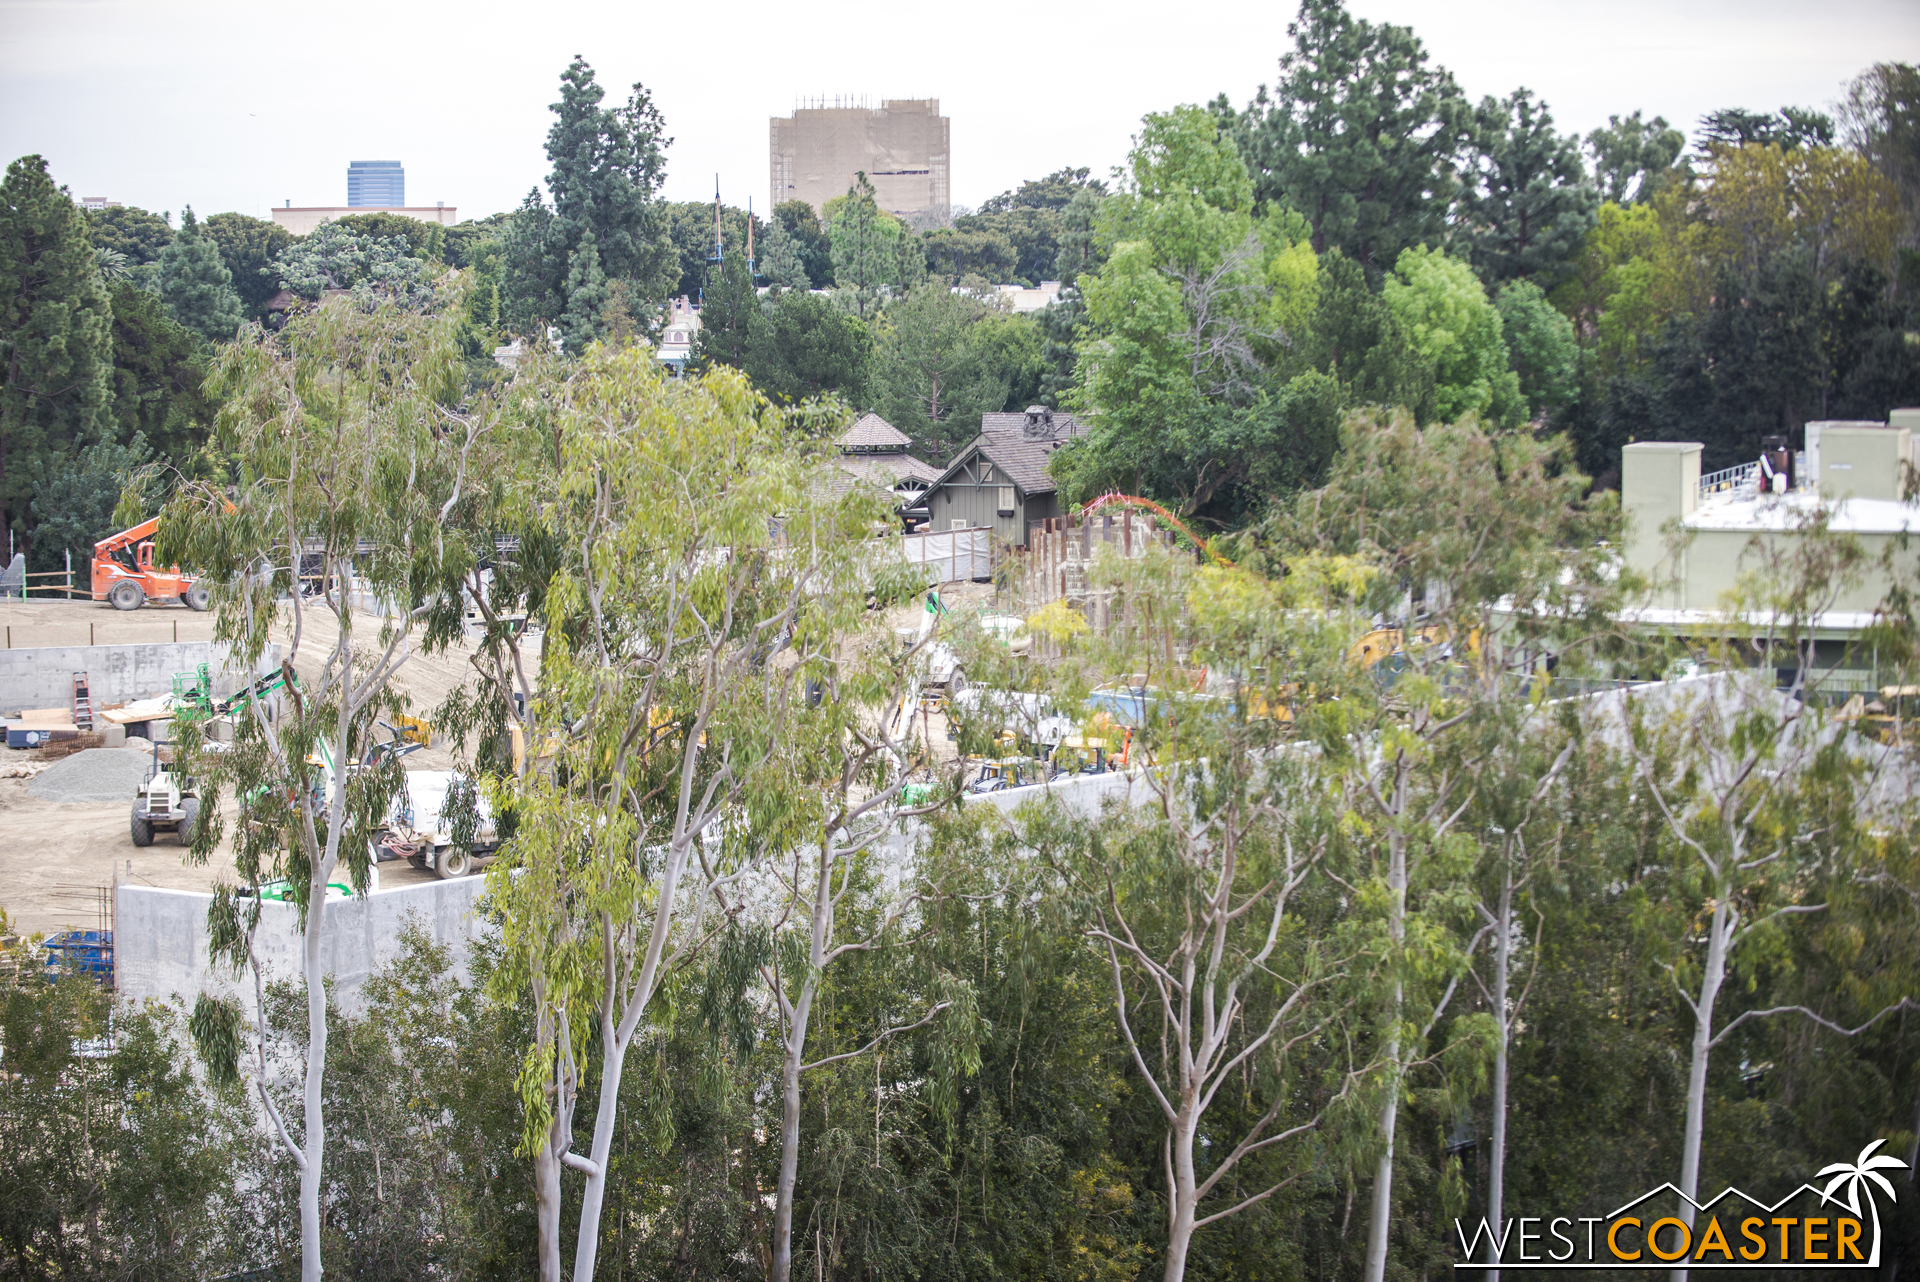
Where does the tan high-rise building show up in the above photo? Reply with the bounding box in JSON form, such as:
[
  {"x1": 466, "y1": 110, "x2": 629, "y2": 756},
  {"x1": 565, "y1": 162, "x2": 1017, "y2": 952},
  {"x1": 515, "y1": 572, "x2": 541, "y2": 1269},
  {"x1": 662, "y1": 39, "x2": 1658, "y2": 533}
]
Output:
[{"x1": 770, "y1": 98, "x2": 950, "y2": 223}]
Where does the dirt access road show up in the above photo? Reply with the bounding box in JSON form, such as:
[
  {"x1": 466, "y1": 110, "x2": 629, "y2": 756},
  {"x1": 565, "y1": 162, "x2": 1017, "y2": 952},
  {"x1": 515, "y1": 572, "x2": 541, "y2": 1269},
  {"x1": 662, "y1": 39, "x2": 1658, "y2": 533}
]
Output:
[{"x1": 1, "y1": 596, "x2": 516, "y2": 937}]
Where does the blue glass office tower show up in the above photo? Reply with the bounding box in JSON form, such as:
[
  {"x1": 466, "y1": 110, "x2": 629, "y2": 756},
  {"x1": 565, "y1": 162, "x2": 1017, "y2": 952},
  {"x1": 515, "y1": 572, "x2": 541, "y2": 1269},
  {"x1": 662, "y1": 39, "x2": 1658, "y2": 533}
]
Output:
[{"x1": 347, "y1": 160, "x2": 404, "y2": 207}]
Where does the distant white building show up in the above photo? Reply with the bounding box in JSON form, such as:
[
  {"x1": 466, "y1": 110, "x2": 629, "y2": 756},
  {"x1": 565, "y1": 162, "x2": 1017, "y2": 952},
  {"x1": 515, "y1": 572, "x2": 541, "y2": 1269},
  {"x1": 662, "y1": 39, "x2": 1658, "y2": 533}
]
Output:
[
  {"x1": 1621, "y1": 408, "x2": 1920, "y2": 643},
  {"x1": 656, "y1": 296, "x2": 702, "y2": 373},
  {"x1": 270, "y1": 202, "x2": 457, "y2": 237},
  {"x1": 996, "y1": 280, "x2": 1064, "y2": 314}
]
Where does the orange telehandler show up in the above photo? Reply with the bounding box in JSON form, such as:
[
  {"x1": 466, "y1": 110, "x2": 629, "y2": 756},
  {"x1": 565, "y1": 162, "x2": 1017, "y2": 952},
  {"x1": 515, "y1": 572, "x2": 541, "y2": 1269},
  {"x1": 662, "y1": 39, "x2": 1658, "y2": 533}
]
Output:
[{"x1": 91, "y1": 517, "x2": 210, "y2": 611}]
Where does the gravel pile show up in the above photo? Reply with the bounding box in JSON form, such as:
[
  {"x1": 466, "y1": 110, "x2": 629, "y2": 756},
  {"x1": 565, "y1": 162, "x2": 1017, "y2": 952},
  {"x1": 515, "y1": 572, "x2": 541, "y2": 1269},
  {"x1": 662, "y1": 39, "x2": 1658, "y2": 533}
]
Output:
[{"x1": 27, "y1": 748, "x2": 154, "y2": 804}]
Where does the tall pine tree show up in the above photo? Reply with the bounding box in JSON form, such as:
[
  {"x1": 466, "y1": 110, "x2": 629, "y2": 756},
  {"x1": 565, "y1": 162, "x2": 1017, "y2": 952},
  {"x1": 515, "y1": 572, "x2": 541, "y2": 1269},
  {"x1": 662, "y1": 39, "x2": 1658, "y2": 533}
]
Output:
[
  {"x1": 500, "y1": 57, "x2": 675, "y2": 340},
  {"x1": 557, "y1": 231, "x2": 608, "y2": 353},
  {"x1": 0, "y1": 154, "x2": 113, "y2": 550},
  {"x1": 1231, "y1": 0, "x2": 1473, "y2": 275},
  {"x1": 1459, "y1": 89, "x2": 1597, "y2": 288},
  {"x1": 158, "y1": 206, "x2": 245, "y2": 344}
]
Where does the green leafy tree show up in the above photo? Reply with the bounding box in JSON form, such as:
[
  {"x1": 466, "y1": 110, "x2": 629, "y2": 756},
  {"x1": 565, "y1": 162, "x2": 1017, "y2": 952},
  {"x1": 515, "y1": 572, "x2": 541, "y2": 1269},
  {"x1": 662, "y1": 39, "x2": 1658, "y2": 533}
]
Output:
[
  {"x1": 501, "y1": 58, "x2": 675, "y2": 339},
  {"x1": 500, "y1": 190, "x2": 565, "y2": 335},
  {"x1": 871, "y1": 283, "x2": 1009, "y2": 459},
  {"x1": 557, "y1": 230, "x2": 608, "y2": 352},
  {"x1": 761, "y1": 288, "x2": 870, "y2": 403},
  {"x1": 1268, "y1": 411, "x2": 1619, "y2": 1282},
  {"x1": 87, "y1": 202, "x2": 173, "y2": 289},
  {"x1": 829, "y1": 173, "x2": 912, "y2": 318},
  {"x1": 1299, "y1": 247, "x2": 1433, "y2": 410},
  {"x1": 663, "y1": 199, "x2": 762, "y2": 301},
  {"x1": 760, "y1": 215, "x2": 811, "y2": 289},
  {"x1": 0, "y1": 154, "x2": 113, "y2": 549},
  {"x1": 693, "y1": 248, "x2": 773, "y2": 373},
  {"x1": 1234, "y1": 0, "x2": 1473, "y2": 274},
  {"x1": 331, "y1": 210, "x2": 446, "y2": 263},
  {"x1": 1024, "y1": 547, "x2": 1366, "y2": 1281},
  {"x1": 1062, "y1": 106, "x2": 1288, "y2": 515},
  {"x1": 1383, "y1": 244, "x2": 1523, "y2": 426},
  {"x1": 101, "y1": 278, "x2": 213, "y2": 464},
  {"x1": 957, "y1": 168, "x2": 1110, "y2": 285},
  {"x1": 546, "y1": 57, "x2": 673, "y2": 290},
  {"x1": 920, "y1": 226, "x2": 1019, "y2": 282},
  {"x1": 472, "y1": 351, "x2": 887, "y2": 1281},
  {"x1": 168, "y1": 283, "x2": 481, "y2": 1282},
  {"x1": 0, "y1": 979, "x2": 254, "y2": 1278},
  {"x1": 1586, "y1": 111, "x2": 1688, "y2": 205},
  {"x1": 158, "y1": 206, "x2": 245, "y2": 343},
  {"x1": 203, "y1": 211, "x2": 294, "y2": 316},
  {"x1": 442, "y1": 211, "x2": 510, "y2": 268},
  {"x1": 1460, "y1": 89, "x2": 1597, "y2": 288},
  {"x1": 1495, "y1": 278, "x2": 1578, "y2": 420},
  {"x1": 270, "y1": 220, "x2": 431, "y2": 305},
  {"x1": 28, "y1": 431, "x2": 153, "y2": 569},
  {"x1": 773, "y1": 199, "x2": 832, "y2": 286},
  {"x1": 1841, "y1": 63, "x2": 1920, "y2": 249},
  {"x1": 1697, "y1": 105, "x2": 1835, "y2": 150}
]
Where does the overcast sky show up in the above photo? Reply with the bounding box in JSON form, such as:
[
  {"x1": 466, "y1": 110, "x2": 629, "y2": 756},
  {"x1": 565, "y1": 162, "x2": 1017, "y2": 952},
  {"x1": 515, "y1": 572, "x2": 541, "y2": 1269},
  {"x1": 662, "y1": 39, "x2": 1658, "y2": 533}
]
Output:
[{"x1": 3, "y1": 0, "x2": 1916, "y2": 226}]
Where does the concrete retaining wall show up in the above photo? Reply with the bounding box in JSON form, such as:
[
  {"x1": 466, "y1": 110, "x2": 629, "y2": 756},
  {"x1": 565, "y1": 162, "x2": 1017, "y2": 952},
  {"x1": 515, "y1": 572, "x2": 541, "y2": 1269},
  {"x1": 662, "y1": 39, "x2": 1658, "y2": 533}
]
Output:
[
  {"x1": 109, "y1": 767, "x2": 1138, "y2": 1009},
  {"x1": 0, "y1": 641, "x2": 279, "y2": 712},
  {"x1": 115, "y1": 873, "x2": 493, "y2": 1010}
]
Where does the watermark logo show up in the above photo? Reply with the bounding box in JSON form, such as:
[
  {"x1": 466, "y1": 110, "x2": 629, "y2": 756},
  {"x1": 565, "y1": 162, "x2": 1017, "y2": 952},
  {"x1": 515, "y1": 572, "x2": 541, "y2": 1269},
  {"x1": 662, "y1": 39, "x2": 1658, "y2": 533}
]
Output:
[{"x1": 1454, "y1": 1141, "x2": 1908, "y2": 1270}]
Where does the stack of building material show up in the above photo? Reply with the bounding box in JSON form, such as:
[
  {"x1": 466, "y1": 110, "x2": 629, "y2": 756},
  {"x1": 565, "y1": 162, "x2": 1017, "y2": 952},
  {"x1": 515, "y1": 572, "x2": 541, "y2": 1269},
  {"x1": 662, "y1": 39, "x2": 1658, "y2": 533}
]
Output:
[{"x1": 5, "y1": 706, "x2": 80, "y2": 750}]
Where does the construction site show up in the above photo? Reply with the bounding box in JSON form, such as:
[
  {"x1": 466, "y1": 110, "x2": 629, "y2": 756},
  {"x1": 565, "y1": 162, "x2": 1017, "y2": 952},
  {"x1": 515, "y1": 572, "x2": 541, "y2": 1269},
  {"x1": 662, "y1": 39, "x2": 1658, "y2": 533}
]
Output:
[{"x1": 0, "y1": 531, "x2": 508, "y2": 1003}]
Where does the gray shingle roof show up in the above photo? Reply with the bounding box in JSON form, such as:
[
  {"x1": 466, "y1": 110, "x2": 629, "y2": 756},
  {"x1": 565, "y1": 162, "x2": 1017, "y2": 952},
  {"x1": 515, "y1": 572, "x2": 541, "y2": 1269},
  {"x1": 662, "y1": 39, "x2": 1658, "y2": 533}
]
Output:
[
  {"x1": 931, "y1": 408, "x2": 1087, "y2": 497},
  {"x1": 839, "y1": 413, "x2": 913, "y2": 450}
]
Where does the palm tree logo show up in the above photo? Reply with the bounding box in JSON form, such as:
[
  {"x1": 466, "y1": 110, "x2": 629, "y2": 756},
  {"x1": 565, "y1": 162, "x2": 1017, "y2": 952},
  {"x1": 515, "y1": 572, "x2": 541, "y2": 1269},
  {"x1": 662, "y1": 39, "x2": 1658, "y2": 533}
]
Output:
[{"x1": 1817, "y1": 1139, "x2": 1909, "y2": 1266}]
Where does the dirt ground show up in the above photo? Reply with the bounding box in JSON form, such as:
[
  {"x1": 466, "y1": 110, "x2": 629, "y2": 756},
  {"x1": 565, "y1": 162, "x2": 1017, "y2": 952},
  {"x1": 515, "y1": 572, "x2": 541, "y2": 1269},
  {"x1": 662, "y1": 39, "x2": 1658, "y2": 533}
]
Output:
[
  {"x1": 1, "y1": 582, "x2": 1004, "y2": 938},
  {"x1": 0, "y1": 596, "x2": 497, "y2": 938}
]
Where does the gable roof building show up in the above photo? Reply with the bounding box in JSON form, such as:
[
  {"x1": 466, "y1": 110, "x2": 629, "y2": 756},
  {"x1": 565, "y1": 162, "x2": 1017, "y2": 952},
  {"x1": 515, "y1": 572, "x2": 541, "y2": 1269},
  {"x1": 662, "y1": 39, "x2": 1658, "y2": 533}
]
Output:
[
  {"x1": 919, "y1": 406, "x2": 1086, "y2": 547},
  {"x1": 825, "y1": 414, "x2": 941, "y2": 514}
]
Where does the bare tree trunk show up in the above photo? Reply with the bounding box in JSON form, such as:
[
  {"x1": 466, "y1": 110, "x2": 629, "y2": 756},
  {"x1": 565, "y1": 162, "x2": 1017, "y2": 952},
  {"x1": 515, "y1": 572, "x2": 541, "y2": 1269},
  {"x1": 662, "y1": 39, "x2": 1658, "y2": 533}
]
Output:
[
  {"x1": 1362, "y1": 766, "x2": 1411, "y2": 1282},
  {"x1": 534, "y1": 1136, "x2": 564, "y2": 1282},
  {"x1": 772, "y1": 977, "x2": 815, "y2": 1282},
  {"x1": 1486, "y1": 870, "x2": 1513, "y2": 1282},
  {"x1": 299, "y1": 890, "x2": 328, "y2": 1282},
  {"x1": 1672, "y1": 895, "x2": 1730, "y2": 1282},
  {"x1": 1163, "y1": 1108, "x2": 1201, "y2": 1281},
  {"x1": 572, "y1": 1022, "x2": 633, "y2": 1281}
]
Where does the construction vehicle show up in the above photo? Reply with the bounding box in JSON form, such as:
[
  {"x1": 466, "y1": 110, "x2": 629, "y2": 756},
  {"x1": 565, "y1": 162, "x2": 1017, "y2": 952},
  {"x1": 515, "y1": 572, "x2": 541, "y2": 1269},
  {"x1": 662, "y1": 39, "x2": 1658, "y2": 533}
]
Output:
[
  {"x1": 130, "y1": 740, "x2": 200, "y2": 847},
  {"x1": 1836, "y1": 686, "x2": 1920, "y2": 745},
  {"x1": 91, "y1": 516, "x2": 209, "y2": 612},
  {"x1": 371, "y1": 771, "x2": 501, "y2": 878},
  {"x1": 967, "y1": 755, "x2": 1050, "y2": 794}
]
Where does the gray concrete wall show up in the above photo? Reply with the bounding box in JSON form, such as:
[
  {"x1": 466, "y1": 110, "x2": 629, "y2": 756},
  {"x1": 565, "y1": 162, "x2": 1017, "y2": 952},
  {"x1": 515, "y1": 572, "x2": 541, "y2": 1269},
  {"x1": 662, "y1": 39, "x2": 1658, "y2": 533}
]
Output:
[
  {"x1": 0, "y1": 641, "x2": 279, "y2": 712},
  {"x1": 115, "y1": 873, "x2": 493, "y2": 1011}
]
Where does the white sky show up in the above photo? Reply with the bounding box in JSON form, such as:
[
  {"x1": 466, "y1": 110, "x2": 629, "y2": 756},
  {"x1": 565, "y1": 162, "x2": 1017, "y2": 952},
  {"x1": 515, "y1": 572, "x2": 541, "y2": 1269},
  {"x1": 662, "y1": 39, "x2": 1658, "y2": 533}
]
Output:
[{"x1": 3, "y1": 0, "x2": 1916, "y2": 226}]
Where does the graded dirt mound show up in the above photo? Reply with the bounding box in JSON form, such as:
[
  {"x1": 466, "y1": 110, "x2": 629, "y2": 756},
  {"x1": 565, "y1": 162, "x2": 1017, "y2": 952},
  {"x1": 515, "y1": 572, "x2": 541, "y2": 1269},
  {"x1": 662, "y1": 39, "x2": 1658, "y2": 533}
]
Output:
[{"x1": 26, "y1": 748, "x2": 153, "y2": 804}]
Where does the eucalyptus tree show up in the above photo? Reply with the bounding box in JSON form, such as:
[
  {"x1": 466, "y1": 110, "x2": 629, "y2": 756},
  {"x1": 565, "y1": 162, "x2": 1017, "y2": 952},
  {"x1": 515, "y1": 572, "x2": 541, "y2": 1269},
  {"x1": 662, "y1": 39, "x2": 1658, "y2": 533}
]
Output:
[
  {"x1": 1459, "y1": 702, "x2": 1577, "y2": 1282},
  {"x1": 755, "y1": 605, "x2": 982, "y2": 1282},
  {"x1": 167, "y1": 278, "x2": 484, "y2": 1282},
  {"x1": 1024, "y1": 542, "x2": 1380, "y2": 1282},
  {"x1": 1269, "y1": 410, "x2": 1619, "y2": 1282},
  {"x1": 1620, "y1": 517, "x2": 1918, "y2": 1282},
  {"x1": 474, "y1": 350, "x2": 886, "y2": 1281}
]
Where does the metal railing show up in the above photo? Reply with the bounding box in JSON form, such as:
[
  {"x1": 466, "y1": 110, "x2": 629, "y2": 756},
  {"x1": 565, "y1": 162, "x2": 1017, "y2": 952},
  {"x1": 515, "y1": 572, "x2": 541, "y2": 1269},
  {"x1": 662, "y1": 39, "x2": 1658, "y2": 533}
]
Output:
[{"x1": 1698, "y1": 460, "x2": 1758, "y2": 500}]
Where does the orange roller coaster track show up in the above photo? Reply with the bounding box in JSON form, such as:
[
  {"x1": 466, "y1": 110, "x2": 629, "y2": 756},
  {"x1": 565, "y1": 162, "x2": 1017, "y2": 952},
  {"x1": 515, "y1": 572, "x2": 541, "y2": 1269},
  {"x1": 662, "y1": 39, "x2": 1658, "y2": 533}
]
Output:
[{"x1": 1077, "y1": 492, "x2": 1234, "y2": 568}]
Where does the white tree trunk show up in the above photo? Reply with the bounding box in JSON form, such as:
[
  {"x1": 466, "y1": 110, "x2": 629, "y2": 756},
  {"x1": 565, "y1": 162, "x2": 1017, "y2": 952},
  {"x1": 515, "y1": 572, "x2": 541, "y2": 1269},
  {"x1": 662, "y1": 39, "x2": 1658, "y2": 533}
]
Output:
[
  {"x1": 1487, "y1": 871, "x2": 1513, "y2": 1282},
  {"x1": 299, "y1": 886, "x2": 328, "y2": 1282},
  {"x1": 1163, "y1": 1107, "x2": 1201, "y2": 1281},
  {"x1": 772, "y1": 977, "x2": 816, "y2": 1281},
  {"x1": 1362, "y1": 765, "x2": 1410, "y2": 1282},
  {"x1": 571, "y1": 1025, "x2": 633, "y2": 1282},
  {"x1": 1673, "y1": 894, "x2": 1730, "y2": 1282}
]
